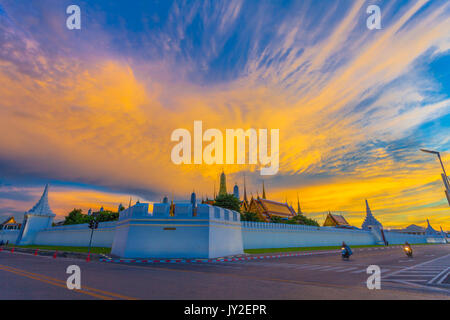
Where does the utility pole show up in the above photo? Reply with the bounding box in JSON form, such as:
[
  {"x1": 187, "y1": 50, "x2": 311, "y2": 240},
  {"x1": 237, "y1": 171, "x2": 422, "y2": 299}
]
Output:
[
  {"x1": 87, "y1": 218, "x2": 99, "y2": 262},
  {"x1": 420, "y1": 149, "x2": 450, "y2": 206}
]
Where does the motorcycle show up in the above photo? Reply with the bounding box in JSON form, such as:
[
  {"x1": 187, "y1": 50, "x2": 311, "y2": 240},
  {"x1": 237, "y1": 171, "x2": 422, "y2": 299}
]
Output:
[
  {"x1": 403, "y1": 246, "x2": 413, "y2": 258},
  {"x1": 341, "y1": 247, "x2": 350, "y2": 260}
]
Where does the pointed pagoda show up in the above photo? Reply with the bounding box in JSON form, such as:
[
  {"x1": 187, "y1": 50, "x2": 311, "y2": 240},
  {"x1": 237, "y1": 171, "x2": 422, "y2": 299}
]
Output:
[
  {"x1": 240, "y1": 175, "x2": 250, "y2": 212},
  {"x1": 233, "y1": 183, "x2": 239, "y2": 200},
  {"x1": 218, "y1": 170, "x2": 227, "y2": 196},
  {"x1": 262, "y1": 181, "x2": 266, "y2": 199},
  {"x1": 26, "y1": 184, "x2": 55, "y2": 217},
  {"x1": 425, "y1": 219, "x2": 439, "y2": 236},
  {"x1": 361, "y1": 199, "x2": 382, "y2": 230},
  {"x1": 296, "y1": 193, "x2": 302, "y2": 215},
  {"x1": 16, "y1": 185, "x2": 56, "y2": 245}
]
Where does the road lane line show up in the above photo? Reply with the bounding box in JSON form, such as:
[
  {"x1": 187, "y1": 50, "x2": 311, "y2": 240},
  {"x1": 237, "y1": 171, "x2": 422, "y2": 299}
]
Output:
[
  {"x1": 0, "y1": 264, "x2": 138, "y2": 300},
  {"x1": 0, "y1": 265, "x2": 112, "y2": 300}
]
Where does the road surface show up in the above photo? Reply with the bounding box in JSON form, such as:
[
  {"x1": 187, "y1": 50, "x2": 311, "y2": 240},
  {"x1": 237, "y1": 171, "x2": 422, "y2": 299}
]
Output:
[{"x1": 0, "y1": 244, "x2": 449, "y2": 299}]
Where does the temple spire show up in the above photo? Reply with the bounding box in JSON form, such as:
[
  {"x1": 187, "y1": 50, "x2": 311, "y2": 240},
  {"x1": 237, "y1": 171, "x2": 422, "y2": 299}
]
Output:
[
  {"x1": 262, "y1": 181, "x2": 266, "y2": 199},
  {"x1": 219, "y1": 170, "x2": 227, "y2": 196},
  {"x1": 361, "y1": 199, "x2": 382, "y2": 230},
  {"x1": 27, "y1": 184, "x2": 55, "y2": 217},
  {"x1": 233, "y1": 182, "x2": 239, "y2": 200},
  {"x1": 425, "y1": 219, "x2": 438, "y2": 235},
  {"x1": 297, "y1": 192, "x2": 302, "y2": 215},
  {"x1": 243, "y1": 174, "x2": 248, "y2": 203}
]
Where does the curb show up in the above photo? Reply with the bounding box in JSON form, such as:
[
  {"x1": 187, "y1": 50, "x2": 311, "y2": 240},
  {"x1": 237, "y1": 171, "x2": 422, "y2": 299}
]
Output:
[
  {"x1": 0, "y1": 247, "x2": 103, "y2": 261},
  {"x1": 99, "y1": 245, "x2": 406, "y2": 264}
]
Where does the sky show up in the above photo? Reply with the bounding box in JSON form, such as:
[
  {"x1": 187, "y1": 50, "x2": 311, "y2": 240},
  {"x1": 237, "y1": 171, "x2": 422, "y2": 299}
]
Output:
[{"x1": 0, "y1": 0, "x2": 449, "y2": 229}]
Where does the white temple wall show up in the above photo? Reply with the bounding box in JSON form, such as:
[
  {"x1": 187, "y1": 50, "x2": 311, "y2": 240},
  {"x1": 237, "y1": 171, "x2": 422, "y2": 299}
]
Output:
[
  {"x1": 383, "y1": 230, "x2": 428, "y2": 244},
  {"x1": 0, "y1": 230, "x2": 20, "y2": 245},
  {"x1": 26, "y1": 221, "x2": 431, "y2": 251},
  {"x1": 18, "y1": 214, "x2": 54, "y2": 245},
  {"x1": 242, "y1": 222, "x2": 377, "y2": 249},
  {"x1": 33, "y1": 221, "x2": 116, "y2": 247},
  {"x1": 3, "y1": 215, "x2": 432, "y2": 255},
  {"x1": 111, "y1": 204, "x2": 244, "y2": 259}
]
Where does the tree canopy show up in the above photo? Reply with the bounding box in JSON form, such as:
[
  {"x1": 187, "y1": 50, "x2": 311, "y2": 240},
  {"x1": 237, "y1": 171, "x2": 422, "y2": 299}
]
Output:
[
  {"x1": 213, "y1": 193, "x2": 241, "y2": 212},
  {"x1": 286, "y1": 214, "x2": 320, "y2": 226},
  {"x1": 63, "y1": 208, "x2": 119, "y2": 225}
]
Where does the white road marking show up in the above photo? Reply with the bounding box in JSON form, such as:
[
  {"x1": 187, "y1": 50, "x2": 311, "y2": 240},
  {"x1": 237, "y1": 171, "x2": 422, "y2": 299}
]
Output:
[
  {"x1": 350, "y1": 269, "x2": 368, "y2": 274},
  {"x1": 428, "y1": 267, "x2": 449, "y2": 284},
  {"x1": 384, "y1": 253, "x2": 450, "y2": 293},
  {"x1": 335, "y1": 267, "x2": 358, "y2": 272}
]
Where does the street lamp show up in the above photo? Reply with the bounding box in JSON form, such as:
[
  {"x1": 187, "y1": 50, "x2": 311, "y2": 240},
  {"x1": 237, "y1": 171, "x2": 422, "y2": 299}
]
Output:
[{"x1": 420, "y1": 149, "x2": 450, "y2": 206}]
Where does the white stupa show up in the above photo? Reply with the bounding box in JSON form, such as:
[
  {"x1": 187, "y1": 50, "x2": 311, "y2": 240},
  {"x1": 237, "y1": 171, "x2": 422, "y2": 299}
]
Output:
[
  {"x1": 17, "y1": 184, "x2": 56, "y2": 245},
  {"x1": 25, "y1": 184, "x2": 55, "y2": 217},
  {"x1": 361, "y1": 199, "x2": 382, "y2": 230},
  {"x1": 425, "y1": 219, "x2": 439, "y2": 236}
]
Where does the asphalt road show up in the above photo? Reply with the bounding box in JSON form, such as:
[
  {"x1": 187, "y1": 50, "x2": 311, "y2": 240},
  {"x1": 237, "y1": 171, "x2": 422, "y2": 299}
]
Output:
[{"x1": 0, "y1": 244, "x2": 449, "y2": 300}]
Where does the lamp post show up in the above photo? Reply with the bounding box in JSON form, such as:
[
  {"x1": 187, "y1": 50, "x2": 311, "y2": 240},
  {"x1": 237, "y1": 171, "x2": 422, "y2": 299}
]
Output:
[{"x1": 420, "y1": 149, "x2": 450, "y2": 206}]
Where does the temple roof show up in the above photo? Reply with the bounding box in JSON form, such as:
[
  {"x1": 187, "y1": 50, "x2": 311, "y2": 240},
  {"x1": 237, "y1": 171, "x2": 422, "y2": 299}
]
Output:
[
  {"x1": 361, "y1": 200, "x2": 382, "y2": 230},
  {"x1": 403, "y1": 224, "x2": 425, "y2": 232},
  {"x1": 258, "y1": 198, "x2": 296, "y2": 217},
  {"x1": 26, "y1": 184, "x2": 55, "y2": 217},
  {"x1": 0, "y1": 216, "x2": 17, "y2": 225},
  {"x1": 324, "y1": 213, "x2": 350, "y2": 226}
]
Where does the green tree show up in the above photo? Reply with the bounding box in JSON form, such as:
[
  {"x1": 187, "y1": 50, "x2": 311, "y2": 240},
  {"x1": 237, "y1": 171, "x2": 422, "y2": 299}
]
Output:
[
  {"x1": 213, "y1": 193, "x2": 241, "y2": 212},
  {"x1": 286, "y1": 214, "x2": 320, "y2": 226},
  {"x1": 63, "y1": 209, "x2": 120, "y2": 225},
  {"x1": 63, "y1": 209, "x2": 88, "y2": 225},
  {"x1": 240, "y1": 211, "x2": 264, "y2": 222},
  {"x1": 270, "y1": 216, "x2": 283, "y2": 223},
  {"x1": 93, "y1": 210, "x2": 119, "y2": 222}
]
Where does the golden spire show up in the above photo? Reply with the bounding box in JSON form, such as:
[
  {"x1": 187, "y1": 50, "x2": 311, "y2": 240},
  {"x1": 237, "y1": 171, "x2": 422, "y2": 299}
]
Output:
[
  {"x1": 243, "y1": 174, "x2": 248, "y2": 203},
  {"x1": 297, "y1": 192, "x2": 302, "y2": 215},
  {"x1": 262, "y1": 180, "x2": 266, "y2": 199}
]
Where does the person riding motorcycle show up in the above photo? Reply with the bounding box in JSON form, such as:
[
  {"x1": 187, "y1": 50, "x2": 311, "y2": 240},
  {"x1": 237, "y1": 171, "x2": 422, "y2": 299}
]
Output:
[
  {"x1": 341, "y1": 242, "x2": 353, "y2": 259},
  {"x1": 403, "y1": 241, "x2": 413, "y2": 257}
]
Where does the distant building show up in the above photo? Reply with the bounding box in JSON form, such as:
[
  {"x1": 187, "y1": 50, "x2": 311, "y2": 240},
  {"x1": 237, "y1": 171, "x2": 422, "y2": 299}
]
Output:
[
  {"x1": 323, "y1": 212, "x2": 351, "y2": 228},
  {"x1": 245, "y1": 197, "x2": 296, "y2": 221},
  {"x1": 1, "y1": 216, "x2": 21, "y2": 230},
  {"x1": 239, "y1": 180, "x2": 296, "y2": 221},
  {"x1": 391, "y1": 224, "x2": 426, "y2": 235}
]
